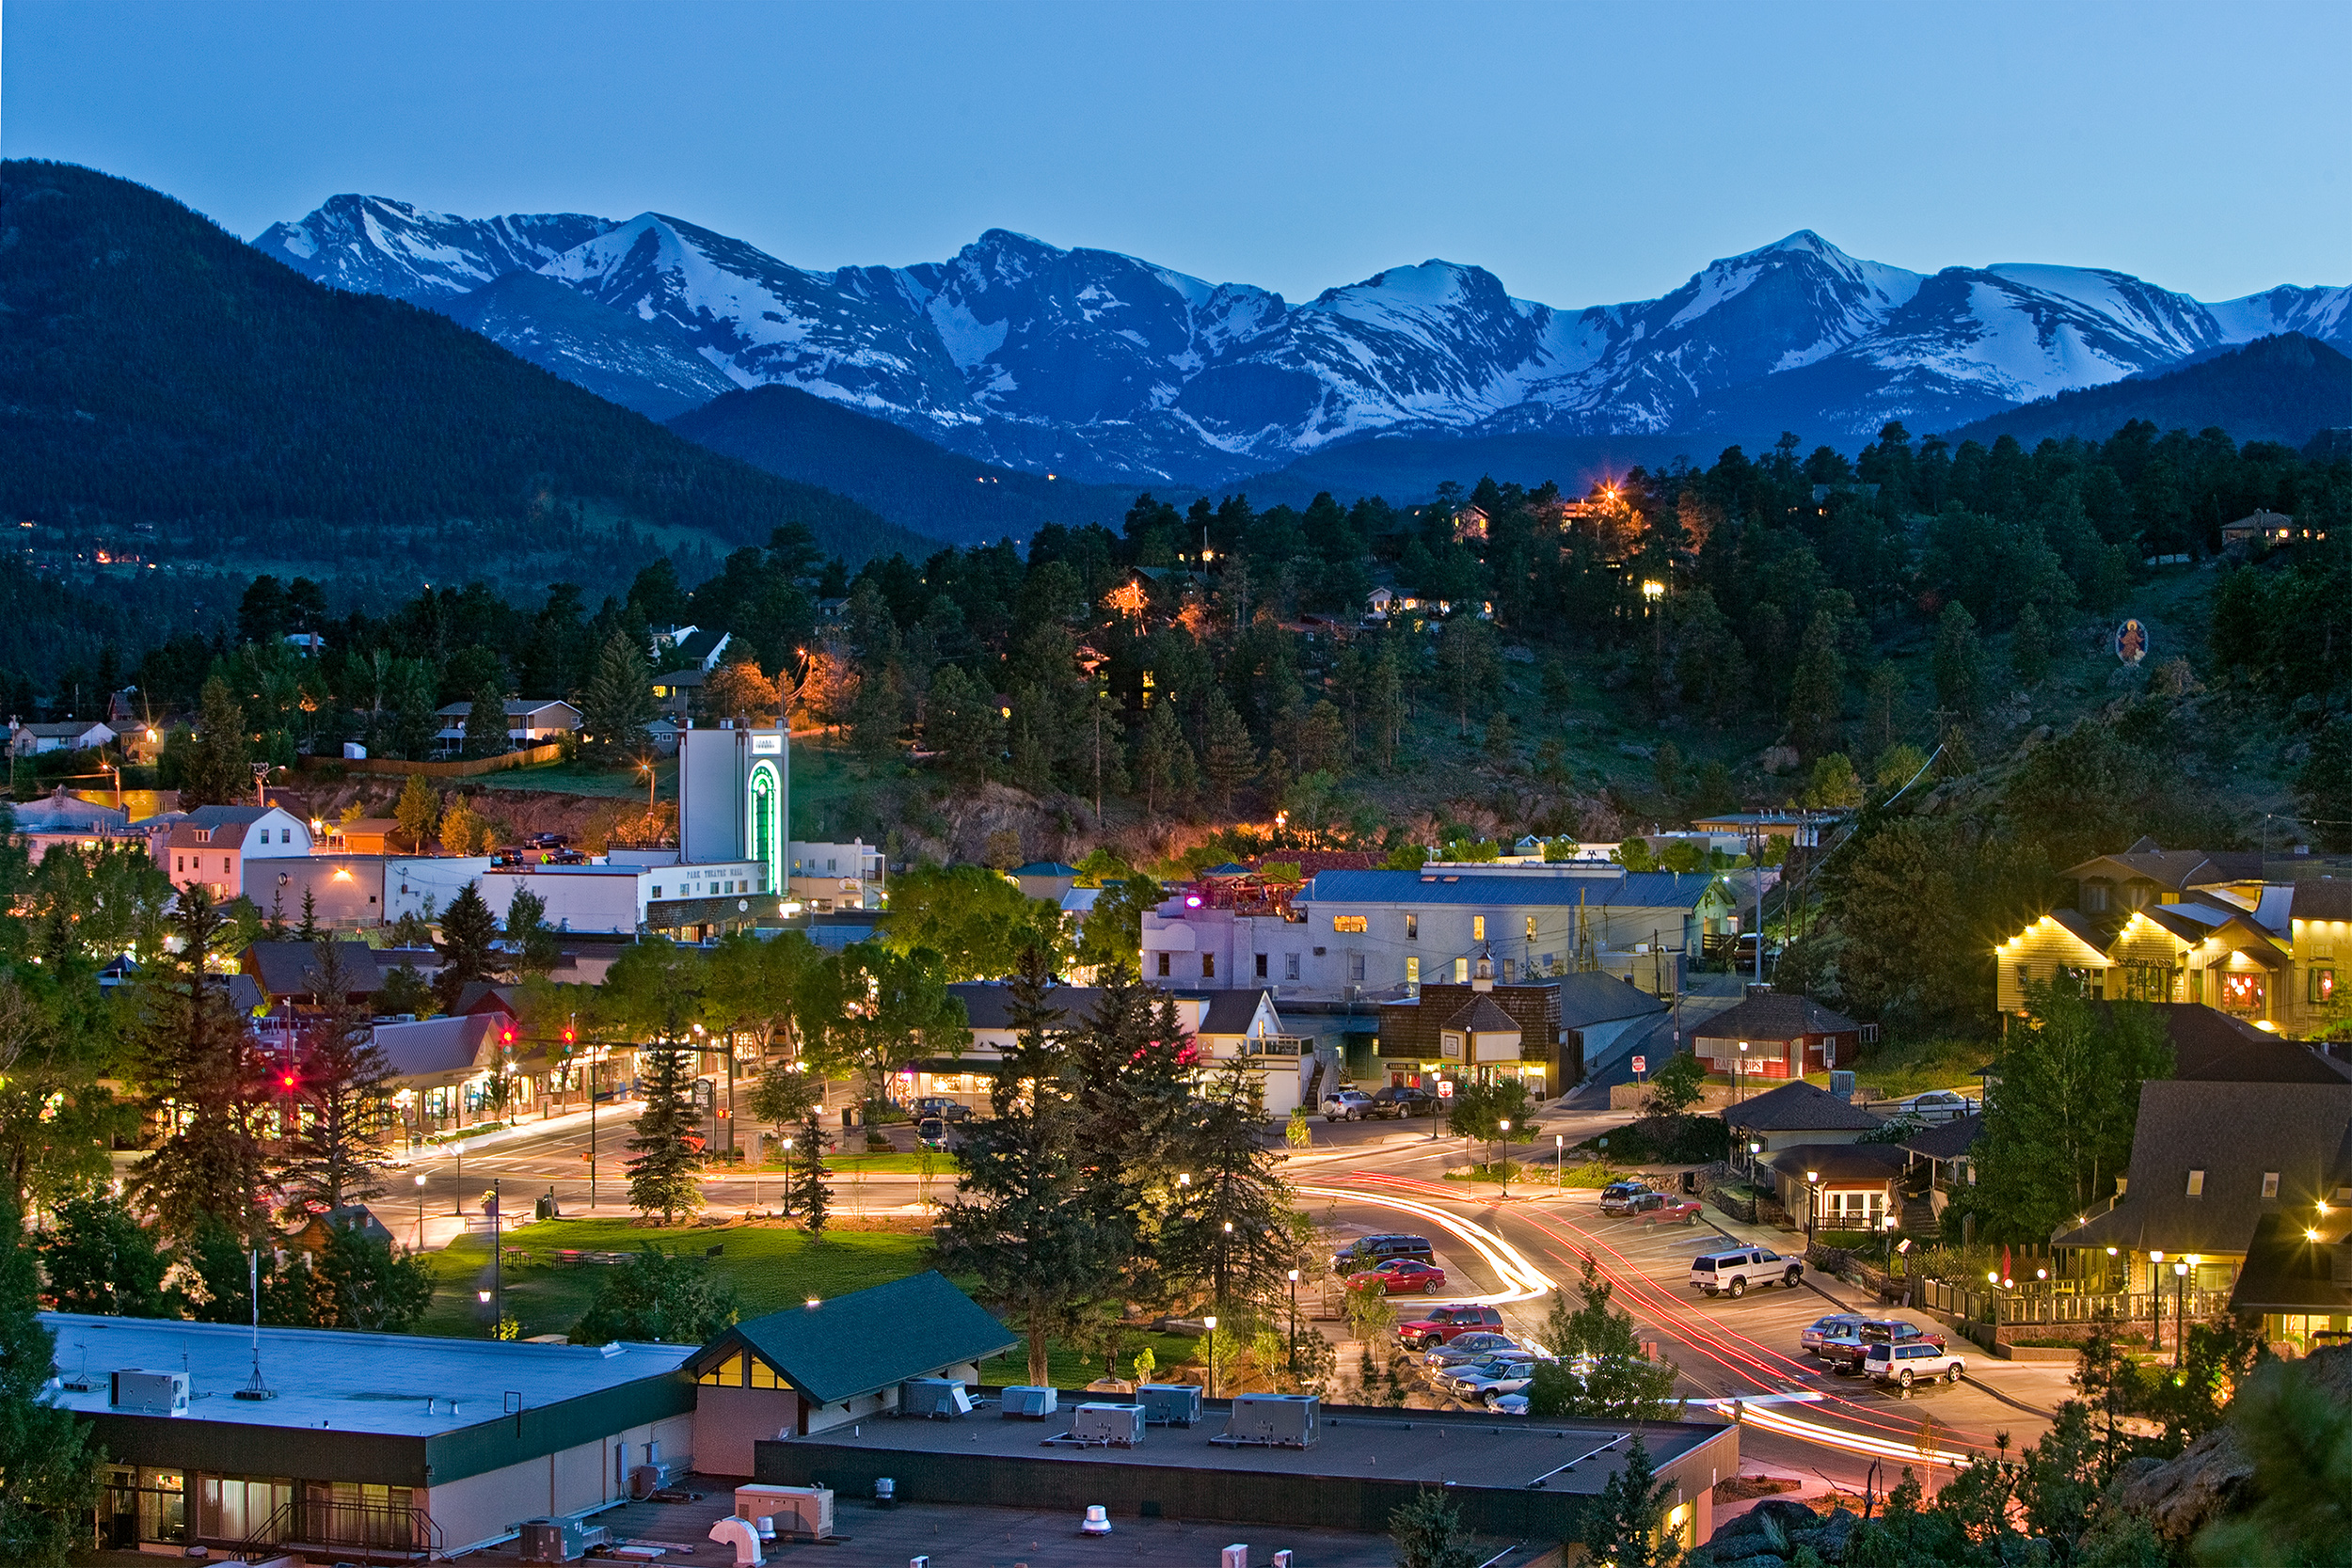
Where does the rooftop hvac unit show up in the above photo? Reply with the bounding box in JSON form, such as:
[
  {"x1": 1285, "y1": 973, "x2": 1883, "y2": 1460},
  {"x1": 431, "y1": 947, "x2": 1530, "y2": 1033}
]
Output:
[
  {"x1": 108, "y1": 1370, "x2": 188, "y2": 1414},
  {"x1": 1001, "y1": 1385, "x2": 1057, "y2": 1418},
  {"x1": 898, "y1": 1377, "x2": 972, "y2": 1418},
  {"x1": 628, "y1": 1460, "x2": 682, "y2": 1499},
  {"x1": 1216, "y1": 1394, "x2": 1318, "y2": 1449},
  {"x1": 733, "y1": 1484, "x2": 831, "y2": 1539},
  {"x1": 1070, "y1": 1403, "x2": 1144, "y2": 1448},
  {"x1": 517, "y1": 1518, "x2": 607, "y2": 1562},
  {"x1": 1136, "y1": 1383, "x2": 1202, "y2": 1427}
]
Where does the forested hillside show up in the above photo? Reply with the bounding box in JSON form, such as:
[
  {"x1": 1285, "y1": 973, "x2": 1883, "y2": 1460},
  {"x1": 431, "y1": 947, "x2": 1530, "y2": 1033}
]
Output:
[
  {"x1": 0, "y1": 162, "x2": 921, "y2": 613},
  {"x1": 1947, "y1": 333, "x2": 2352, "y2": 451}
]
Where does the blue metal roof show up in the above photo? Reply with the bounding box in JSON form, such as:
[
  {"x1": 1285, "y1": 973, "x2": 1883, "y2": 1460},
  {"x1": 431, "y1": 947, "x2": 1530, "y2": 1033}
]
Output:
[{"x1": 1300, "y1": 869, "x2": 1724, "y2": 910}]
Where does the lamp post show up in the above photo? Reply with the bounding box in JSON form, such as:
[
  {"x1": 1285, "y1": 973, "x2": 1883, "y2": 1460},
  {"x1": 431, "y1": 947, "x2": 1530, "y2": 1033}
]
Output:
[
  {"x1": 2148, "y1": 1250, "x2": 2165, "y2": 1354},
  {"x1": 1204, "y1": 1314, "x2": 1218, "y2": 1400},
  {"x1": 779, "y1": 1136, "x2": 794, "y2": 1220},
  {"x1": 414, "y1": 1171, "x2": 427, "y2": 1249},
  {"x1": 1498, "y1": 1118, "x2": 1512, "y2": 1198},
  {"x1": 1555, "y1": 1132, "x2": 1565, "y2": 1188},
  {"x1": 2173, "y1": 1259, "x2": 2190, "y2": 1368},
  {"x1": 1737, "y1": 1040, "x2": 1749, "y2": 1104},
  {"x1": 489, "y1": 1179, "x2": 503, "y2": 1337},
  {"x1": 452, "y1": 1140, "x2": 466, "y2": 1216},
  {"x1": 1805, "y1": 1169, "x2": 1820, "y2": 1253},
  {"x1": 1286, "y1": 1269, "x2": 1301, "y2": 1379}
]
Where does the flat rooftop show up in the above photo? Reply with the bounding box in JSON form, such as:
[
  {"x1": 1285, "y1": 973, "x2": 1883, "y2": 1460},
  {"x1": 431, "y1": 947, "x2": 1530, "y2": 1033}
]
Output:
[
  {"x1": 781, "y1": 1398, "x2": 1722, "y2": 1498},
  {"x1": 459, "y1": 1482, "x2": 1532, "y2": 1568},
  {"x1": 40, "y1": 1314, "x2": 692, "y2": 1438}
]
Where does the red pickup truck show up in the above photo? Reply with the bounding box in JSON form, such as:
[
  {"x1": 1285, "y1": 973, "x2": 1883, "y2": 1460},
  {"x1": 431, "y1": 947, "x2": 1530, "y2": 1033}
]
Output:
[{"x1": 1617, "y1": 1191, "x2": 1704, "y2": 1227}]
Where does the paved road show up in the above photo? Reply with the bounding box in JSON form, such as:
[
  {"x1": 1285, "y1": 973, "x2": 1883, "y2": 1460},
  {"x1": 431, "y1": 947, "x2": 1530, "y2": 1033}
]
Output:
[{"x1": 412, "y1": 1050, "x2": 2054, "y2": 1492}]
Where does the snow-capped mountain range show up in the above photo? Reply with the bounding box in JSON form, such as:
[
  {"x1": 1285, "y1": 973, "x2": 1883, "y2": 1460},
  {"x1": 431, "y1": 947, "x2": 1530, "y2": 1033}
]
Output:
[{"x1": 257, "y1": 195, "x2": 2352, "y2": 485}]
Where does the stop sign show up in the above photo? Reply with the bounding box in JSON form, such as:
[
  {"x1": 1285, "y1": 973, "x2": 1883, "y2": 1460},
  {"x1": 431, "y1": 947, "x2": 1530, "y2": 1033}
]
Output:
[
  {"x1": 1437, "y1": 1081, "x2": 1454, "y2": 1098},
  {"x1": 1631, "y1": 1055, "x2": 1646, "y2": 1075}
]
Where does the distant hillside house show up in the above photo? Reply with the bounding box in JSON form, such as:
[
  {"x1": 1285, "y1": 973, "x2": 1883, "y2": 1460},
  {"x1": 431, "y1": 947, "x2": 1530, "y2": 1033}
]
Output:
[
  {"x1": 2220, "y1": 510, "x2": 2296, "y2": 551},
  {"x1": 8, "y1": 719, "x2": 116, "y2": 756},
  {"x1": 430, "y1": 698, "x2": 581, "y2": 753}
]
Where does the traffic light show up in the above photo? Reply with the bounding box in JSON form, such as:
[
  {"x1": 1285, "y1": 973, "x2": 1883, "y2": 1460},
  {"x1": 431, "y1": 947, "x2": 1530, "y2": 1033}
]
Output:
[
  {"x1": 280, "y1": 1072, "x2": 297, "y2": 1089},
  {"x1": 563, "y1": 1028, "x2": 575, "y2": 1046},
  {"x1": 501, "y1": 1026, "x2": 516, "y2": 1049}
]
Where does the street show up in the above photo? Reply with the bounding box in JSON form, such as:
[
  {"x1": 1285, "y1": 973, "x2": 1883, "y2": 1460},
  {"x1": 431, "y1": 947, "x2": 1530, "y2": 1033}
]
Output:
[{"x1": 417, "y1": 1080, "x2": 2063, "y2": 1498}]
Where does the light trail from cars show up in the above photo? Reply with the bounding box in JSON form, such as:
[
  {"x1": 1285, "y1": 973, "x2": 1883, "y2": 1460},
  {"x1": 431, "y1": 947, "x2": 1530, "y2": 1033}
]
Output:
[
  {"x1": 1295, "y1": 1184, "x2": 1554, "y2": 1304},
  {"x1": 1327, "y1": 1170, "x2": 2010, "y2": 1460}
]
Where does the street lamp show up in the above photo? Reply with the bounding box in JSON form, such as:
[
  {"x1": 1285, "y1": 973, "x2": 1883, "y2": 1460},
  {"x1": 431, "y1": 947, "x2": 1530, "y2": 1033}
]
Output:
[
  {"x1": 415, "y1": 1171, "x2": 428, "y2": 1248},
  {"x1": 780, "y1": 1136, "x2": 794, "y2": 1220},
  {"x1": 1498, "y1": 1118, "x2": 1512, "y2": 1198},
  {"x1": 2173, "y1": 1259, "x2": 2190, "y2": 1368},
  {"x1": 1805, "y1": 1169, "x2": 1820, "y2": 1252},
  {"x1": 452, "y1": 1140, "x2": 467, "y2": 1215},
  {"x1": 2149, "y1": 1250, "x2": 2165, "y2": 1354},
  {"x1": 1286, "y1": 1269, "x2": 1301, "y2": 1379},
  {"x1": 1555, "y1": 1132, "x2": 1565, "y2": 1187},
  {"x1": 1737, "y1": 1040, "x2": 1749, "y2": 1105},
  {"x1": 1203, "y1": 1314, "x2": 1218, "y2": 1400}
]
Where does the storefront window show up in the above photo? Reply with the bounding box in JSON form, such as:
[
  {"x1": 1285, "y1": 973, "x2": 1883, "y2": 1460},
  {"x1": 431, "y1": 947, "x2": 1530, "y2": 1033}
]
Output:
[
  {"x1": 2220, "y1": 972, "x2": 2265, "y2": 1014},
  {"x1": 136, "y1": 1468, "x2": 186, "y2": 1544}
]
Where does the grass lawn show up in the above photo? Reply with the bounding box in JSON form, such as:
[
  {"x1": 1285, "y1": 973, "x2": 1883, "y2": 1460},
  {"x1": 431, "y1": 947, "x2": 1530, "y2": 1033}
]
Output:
[
  {"x1": 418, "y1": 1216, "x2": 931, "y2": 1340},
  {"x1": 470, "y1": 758, "x2": 676, "y2": 800},
  {"x1": 1703, "y1": 1037, "x2": 1986, "y2": 1101},
  {"x1": 739, "y1": 1152, "x2": 962, "y2": 1175}
]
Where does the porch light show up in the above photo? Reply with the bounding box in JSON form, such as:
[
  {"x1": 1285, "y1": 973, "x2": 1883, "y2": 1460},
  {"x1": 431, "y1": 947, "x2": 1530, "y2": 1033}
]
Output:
[
  {"x1": 2173, "y1": 1261, "x2": 2188, "y2": 1277},
  {"x1": 805, "y1": 1296, "x2": 821, "y2": 1309},
  {"x1": 477, "y1": 1290, "x2": 492, "y2": 1304},
  {"x1": 2309, "y1": 1227, "x2": 2324, "y2": 1242},
  {"x1": 1987, "y1": 1271, "x2": 1999, "y2": 1285}
]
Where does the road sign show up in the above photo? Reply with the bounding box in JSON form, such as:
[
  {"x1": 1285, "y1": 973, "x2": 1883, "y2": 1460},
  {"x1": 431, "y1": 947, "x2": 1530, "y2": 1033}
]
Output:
[
  {"x1": 1631, "y1": 1055, "x2": 1646, "y2": 1075},
  {"x1": 1437, "y1": 1081, "x2": 1454, "y2": 1098}
]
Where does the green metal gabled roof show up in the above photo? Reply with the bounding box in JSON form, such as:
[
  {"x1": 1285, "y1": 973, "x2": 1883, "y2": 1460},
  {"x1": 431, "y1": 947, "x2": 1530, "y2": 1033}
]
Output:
[{"x1": 686, "y1": 1271, "x2": 1016, "y2": 1407}]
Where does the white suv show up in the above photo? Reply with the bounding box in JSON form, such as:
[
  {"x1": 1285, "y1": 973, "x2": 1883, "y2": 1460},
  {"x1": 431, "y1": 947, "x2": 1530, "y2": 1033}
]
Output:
[
  {"x1": 1865, "y1": 1340, "x2": 1966, "y2": 1388},
  {"x1": 1322, "y1": 1089, "x2": 1375, "y2": 1121},
  {"x1": 1689, "y1": 1246, "x2": 1803, "y2": 1298}
]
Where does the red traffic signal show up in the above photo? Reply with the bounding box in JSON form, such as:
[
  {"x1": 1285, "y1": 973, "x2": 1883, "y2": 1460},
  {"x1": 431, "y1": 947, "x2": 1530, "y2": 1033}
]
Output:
[
  {"x1": 563, "y1": 1028, "x2": 575, "y2": 1045},
  {"x1": 501, "y1": 1027, "x2": 516, "y2": 1047},
  {"x1": 280, "y1": 1073, "x2": 297, "y2": 1089}
]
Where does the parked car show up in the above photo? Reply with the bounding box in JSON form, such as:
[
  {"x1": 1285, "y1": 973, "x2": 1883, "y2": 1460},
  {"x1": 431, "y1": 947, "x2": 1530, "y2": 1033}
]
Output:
[
  {"x1": 1895, "y1": 1089, "x2": 1976, "y2": 1123},
  {"x1": 1422, "y1": 1327, "x2": 1518, "y2": 1365},
  {"x1": 1331, "y1": 1233, "x2": 1435, "y2": 1274},
  {"x1": 1864, "y1": 1339, "x2": 1966, "y2": 1388},
  {"x1": 1322, "y1": 1088, "x2": 1377, "y2": 1121},
  {"x1": 1347, "y1": 1258, "x2": 1449, "y2": 1294},
  {"x1": 1401, "y1": 1305, "x2": 1505, "y2": 1349},
  {"x1": 1801, "y1": 1314, "x2": 1869, "y2": 1355},
  {"x1": 914, "y1": 1117, "x2": 950, "y2": 1149},
  {"x1": 1368, "y1": 1085, "x2": 1438, "y2": 1118},
  {"x1": 1617, "y1": 1192, "x2": 1704, "y2": 1226},
  {"x1": 912, "y1": 1096, "x2": 971, "y2": 1123},
  {"x1": 1597, "y1": 1180, "x2": 1655, "y2": 1214},
  {"x1": 1437, "y1": 1357, "x2": 1536, "y2": 1400},
  {"x1": 1488, "y1": 1392, "x2": 1531, "y2": 1416},
  {"x1": 1689, "y1": 1245, "x2": 1803, "y2": 1297},
  {"x1": 1820, "y1": 1319, "x2": 1946, "y2": 1375}
]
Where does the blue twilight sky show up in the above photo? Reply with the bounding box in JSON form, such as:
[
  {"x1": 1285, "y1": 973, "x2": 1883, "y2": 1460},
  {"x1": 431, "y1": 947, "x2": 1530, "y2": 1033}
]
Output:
[{"x1": 7, "y1": 0, "x2": 2348, "y2": 308}]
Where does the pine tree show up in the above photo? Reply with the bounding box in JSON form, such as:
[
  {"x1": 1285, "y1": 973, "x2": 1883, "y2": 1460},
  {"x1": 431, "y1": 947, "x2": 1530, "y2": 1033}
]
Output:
[
  {"x1": 0, "y1": 1193, "x2": 96, "y2": 1567},
  {"x1": 1134, "y1": 698, "x2": 1196, "y2": 818},
  {"x1": 462, "y1": 673, "x2": 509, "y2": 759},
  {"x1": 1579, "y1": 1434, "x2": 1681, "y2": 1567},
  {"x1": 1785, "y1": 608, "x2": 1844, "y2": 754},
  {"x1": 1389, "y1": 1489, "x2": 1478, "y2": 1568},
  {"x1": 432, "y1": 880, "x2": 503, "y2": 1011},
  {"x1": 924, "y1": 663, "x2": 1002, "y2": 790},
  {"x1": 130, "y1": 885, "x2": 267, "y2": 1245},
  {"x1": 278, "y1": 941, "x2": 393, "y2": 1219},
  {"x1": 503, "y1": 886, "x2": 563, "y2": 976},
  {"x1": 1200, "y1": 689, "x2": 1257, "y2": 812},
  {"x1": 626, "y1": 1045, "x2": 706, "y2": 1226},
  {"x1": 294, "y1": 887, "x2": 321, "y2": 942},
  {"x1": 1932, "y1": 601, "x2": 1985, "y2": 721},
  {"x1": 787, "y1": 1105, "x2": 832, "y2": 1239},
  {"x1": 2012, "y1": 600, "x2": 2054, "y2": 688},
  {"x1": 936, "y1": 947, "x2": 1120, "y2": 1386},
  {"x1": 181, "y1": 674, "x2": 253, "y2": 807},
  {"x1": 1370, "y1": 642, "x2": 1407, "y2": 770},
  {"x1": 580, "y1": 629, "x2": 657, "y2": 764}
]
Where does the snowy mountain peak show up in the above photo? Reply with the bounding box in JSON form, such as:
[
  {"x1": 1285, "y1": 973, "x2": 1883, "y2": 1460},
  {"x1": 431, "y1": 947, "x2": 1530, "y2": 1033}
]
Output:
[{"x1": 253, "y1": 196, "x2": 2352, "y2": 485}]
